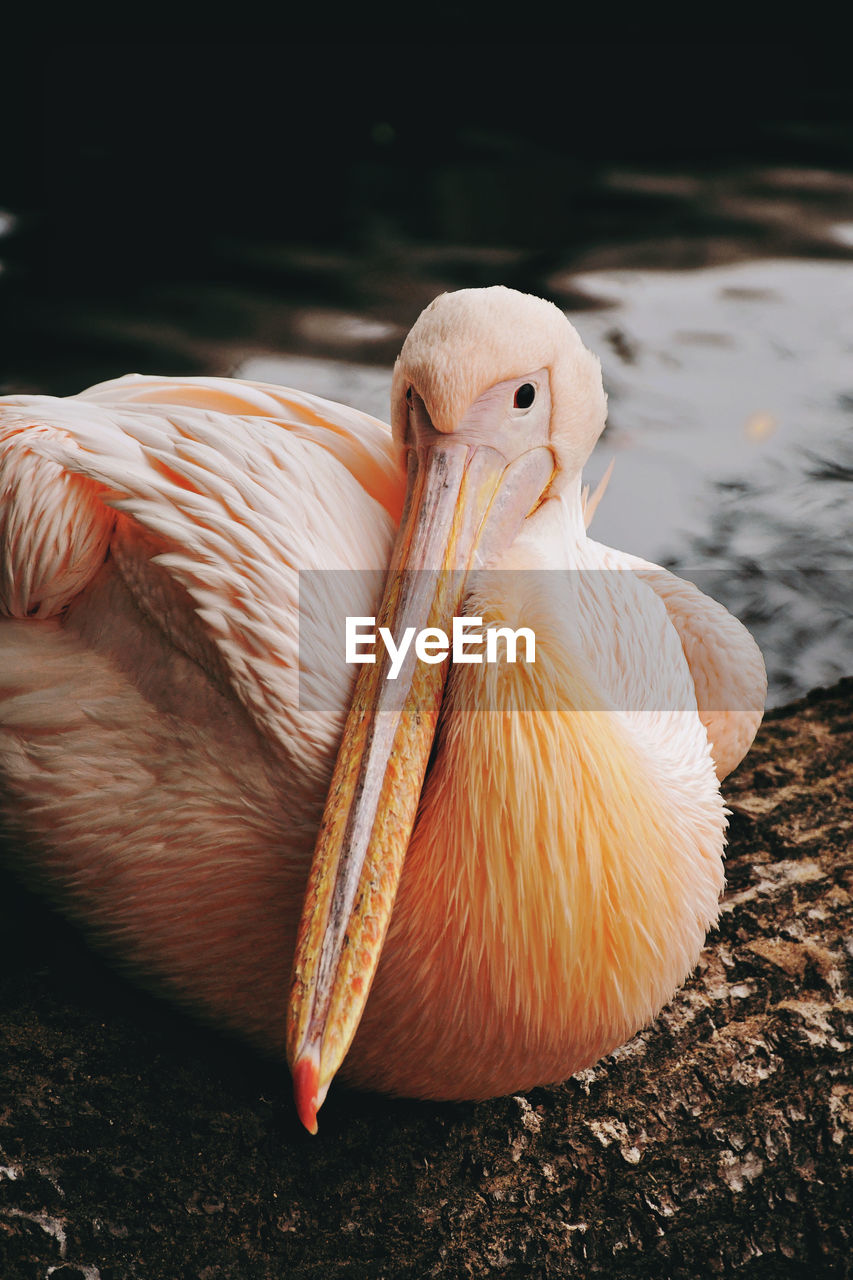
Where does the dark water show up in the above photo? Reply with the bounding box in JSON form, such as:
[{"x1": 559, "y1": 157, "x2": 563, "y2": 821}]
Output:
[{"x1": 2, "y1": 47, "x2": 852, "y2": 705}]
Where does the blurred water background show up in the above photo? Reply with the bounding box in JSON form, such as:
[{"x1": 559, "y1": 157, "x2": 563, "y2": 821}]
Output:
[{"x1": 2, "y1": 43, "x2": 851, "y2": 706}]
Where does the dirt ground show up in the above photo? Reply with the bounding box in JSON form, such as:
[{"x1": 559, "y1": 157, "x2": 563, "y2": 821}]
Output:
[{"x1": 1, "y1": 679, "x2": 851, "y2": 1279}]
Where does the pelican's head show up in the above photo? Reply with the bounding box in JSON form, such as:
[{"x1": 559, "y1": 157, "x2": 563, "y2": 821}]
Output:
[
  {"x1": 391, "y1": 285, "x2": 606, "y2": 495},
  {"x1": 287, "y1": 288, "x2": 606, "y2": 1131}
]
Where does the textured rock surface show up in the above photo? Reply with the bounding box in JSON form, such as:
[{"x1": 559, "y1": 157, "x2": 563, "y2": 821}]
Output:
[{"x1": 1, "y1": 679, "x2": 850, "y2": 1279}]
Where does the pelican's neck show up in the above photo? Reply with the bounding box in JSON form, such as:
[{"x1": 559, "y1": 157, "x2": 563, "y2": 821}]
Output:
[
  {"x1": 557, "y1": 471, "x2": 589, "y2": 543},
  {"x1": 499, "y1": 470, "x2": 587, "y2": 572}
]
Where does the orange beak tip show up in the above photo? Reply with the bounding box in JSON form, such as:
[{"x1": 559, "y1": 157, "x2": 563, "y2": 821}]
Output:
[{"x1": 292, "y1": 1056, "x2": 321, "y2": 1135}]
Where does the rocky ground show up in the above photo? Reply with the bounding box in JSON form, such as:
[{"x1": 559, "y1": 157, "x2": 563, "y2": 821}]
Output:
[{"x1": 1, "y1": 679, "x2": 851, "y2": 1279}]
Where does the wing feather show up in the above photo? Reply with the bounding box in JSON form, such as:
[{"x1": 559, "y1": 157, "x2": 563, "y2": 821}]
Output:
[{"x1": 0, "y1": 376, "x2": 404, "y2": 769}]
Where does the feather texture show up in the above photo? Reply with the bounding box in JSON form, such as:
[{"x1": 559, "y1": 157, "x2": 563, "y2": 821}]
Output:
[{"x1": 0, "y1": 290, "x2": 765, "y2": 1099}]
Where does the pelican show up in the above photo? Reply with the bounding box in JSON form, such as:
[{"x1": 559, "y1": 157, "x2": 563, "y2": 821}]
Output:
[{"x1": 0, "y1": 287, "x2": 765, "y2": 1132}]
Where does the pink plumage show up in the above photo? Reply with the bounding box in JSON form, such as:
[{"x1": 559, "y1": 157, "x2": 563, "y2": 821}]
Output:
[{"x1": 0, "y1": 288, "x2": 765, "y2": 1119}]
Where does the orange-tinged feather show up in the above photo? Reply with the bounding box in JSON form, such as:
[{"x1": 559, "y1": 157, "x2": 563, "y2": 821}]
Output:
[{"x1": 342, "y1": 587, "x2": 725, "y2": 1100}]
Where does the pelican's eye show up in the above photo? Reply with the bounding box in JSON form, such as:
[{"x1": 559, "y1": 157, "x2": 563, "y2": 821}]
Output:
[
  {"x1": 513, "y1": 383, "x2": 536, "y2": 410},
  {"x1": 406, "y1": 386, "x2": 414, "y2": 408}
]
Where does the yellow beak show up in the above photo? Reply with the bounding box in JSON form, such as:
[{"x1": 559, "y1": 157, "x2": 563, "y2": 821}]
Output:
[{"x1": 286, "y1": 402, "x2": 553, "y2": 1133}]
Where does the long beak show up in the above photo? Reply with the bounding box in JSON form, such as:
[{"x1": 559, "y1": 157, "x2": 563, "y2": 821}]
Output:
[{"x1": 286, "y1": 425, "x2": 553, "y2": 1132}]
